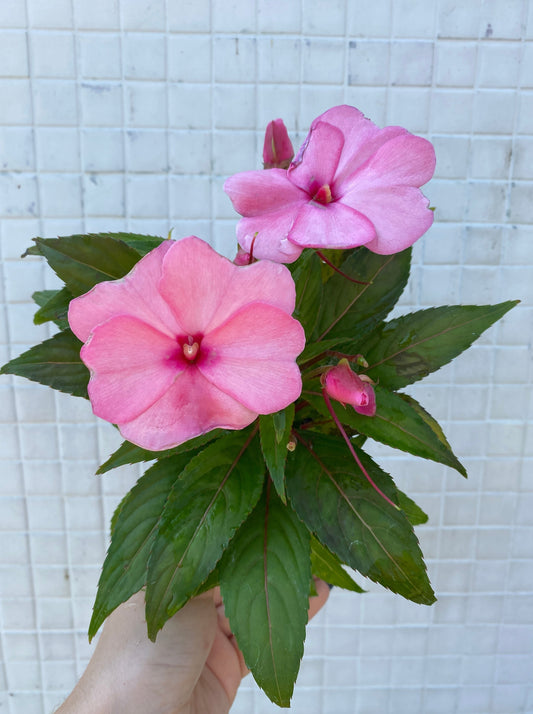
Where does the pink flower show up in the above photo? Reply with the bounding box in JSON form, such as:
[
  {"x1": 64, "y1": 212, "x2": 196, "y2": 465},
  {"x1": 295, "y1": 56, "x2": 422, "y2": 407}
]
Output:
[
  {"x1": 263, "y1": 118, "x2": 294, "y2": 169},
  {"x1": 68, "y1": 236, "x2": 305, "y2": 451},
  {"x1": 322, "y1": 359, "x2": 376, "y2": 417},
  {"x1": 224, "y1": 105, "x2": 436, "y2": 263}
]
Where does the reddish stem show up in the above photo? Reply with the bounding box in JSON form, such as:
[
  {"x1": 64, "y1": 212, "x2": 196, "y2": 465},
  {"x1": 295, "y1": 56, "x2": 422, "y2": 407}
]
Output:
[
  {"x1": 315, "y1": 250, "x2": 370, "y2": 285},
  {"x1": 322, "y1": 388, "x2": 399, "y2": 510}
]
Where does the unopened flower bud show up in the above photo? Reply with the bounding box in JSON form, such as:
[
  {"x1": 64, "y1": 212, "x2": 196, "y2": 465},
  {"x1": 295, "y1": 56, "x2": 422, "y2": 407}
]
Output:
[
  {"x1": 233, "y1": 245, "x2": 252, "y2": 265},
  {"x1": 322, "y1": 359, "x2": 376, "y2": 417},
  {"x1": 263, "y1": 119, "x2": 294, "y2": 169}
]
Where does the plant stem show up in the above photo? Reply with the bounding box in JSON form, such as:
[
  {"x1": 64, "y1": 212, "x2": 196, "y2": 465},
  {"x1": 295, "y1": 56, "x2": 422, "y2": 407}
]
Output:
[{"x1": 322, "y1": 388, "x2": 399, "y2": 510}]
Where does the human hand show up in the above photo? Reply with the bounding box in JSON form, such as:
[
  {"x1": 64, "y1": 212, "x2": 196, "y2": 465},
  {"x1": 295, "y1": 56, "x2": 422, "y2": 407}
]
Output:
[{"x1": 57, "y1": 581, "x2": 330, "y2": 714}]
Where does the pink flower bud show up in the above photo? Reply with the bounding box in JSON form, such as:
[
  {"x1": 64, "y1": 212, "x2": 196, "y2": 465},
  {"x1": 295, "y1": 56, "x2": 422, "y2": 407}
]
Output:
[
  {"x1": 263, "y1": 119, "x2": 294, "y2": 169},
  {"x1": 233, "y1": 245, "x2": 252, "y2": 265},
  {"x1": 322, "y1": 359, "x2": 376, "y2": 417}
]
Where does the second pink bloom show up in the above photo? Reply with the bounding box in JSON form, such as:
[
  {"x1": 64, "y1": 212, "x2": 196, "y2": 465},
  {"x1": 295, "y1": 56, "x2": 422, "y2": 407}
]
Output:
[{"x1": 225, "y1": 105, "x2": 436, "y2": 263}]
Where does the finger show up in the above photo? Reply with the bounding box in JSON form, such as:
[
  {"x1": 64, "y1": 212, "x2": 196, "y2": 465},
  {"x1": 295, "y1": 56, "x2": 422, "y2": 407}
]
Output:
[{"x1": 308, "y1": 578, "x2": 330, "y2": 620}]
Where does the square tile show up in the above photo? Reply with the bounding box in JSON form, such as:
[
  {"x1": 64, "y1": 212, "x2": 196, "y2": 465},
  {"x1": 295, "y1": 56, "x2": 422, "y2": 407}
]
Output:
[
  {"x1": 348, "y1": 40, "x2": 390, "y2": 86},
  {"x1": 29, "y1": 32, "x2": 75, "y2": 78},
  {"x1": 78, "y1": 33, "x2": 122, "y2": 80},
  {"x1": 27, "y1": 0, "x2": 73, "y2": 28},
  {"x1": 35, "y1": 128, "x2": 80, "y2": 172},
  {"x1": 122, "y1": 0, "x2": 166, "y2": 31},
  {"x1": 168, "y1": 34, "x2": 211, "y2": 83},
  {"x1": 0, "y1": 127, "x2": 35, "y2": 171},
  {"x1": 81, "y1": 128, "x2": 124, "y2": 172},
  {"x1": 33, "y1": 80, "x2": 78, "y2": 126},
  {"x1": 302, "y1": 39, "x2": 345, "y2": 85},
  {"x1": 212, "y1": 0, "x2": 255, "y2": 32},
  {"x1": 347, "y1": 0, "x2": 392, "y2": 37},
  {"x1": 73, "y1": 0, "x2": 120, "y2": 29},
  {"x1": 168, "y1": 0, "x2": 210, "y2": 31},
  {"x1": 302, "y1": 0, "x2": 345, "y2": 35},
  {"x1": 0, "y1": 30, "x2": 28, "y2": 77},
  {"x1": 124, "y1": 33, "x2": 166, "y2": 80},
  {"x1": 125, "y1": 129, "x2": 168, "y2": 173},
  {"x1": 126, "y1": 175, "x2": 168, "y2": 218},
  {"x1": 80, "y1": 82, "x2": 123, "y2": 127},
  {"x1": 435, "y1": 41, "x2": 477, "y2": 87},
  {"x1": 257, "y1": 37, "x2": 299, "y2": 84},
  {"x1": 126, "y1": 83, "x2": 167, "y2": 128},
  {"x1": 390, "y1": 41, "x2": 434, "y2": 86}
]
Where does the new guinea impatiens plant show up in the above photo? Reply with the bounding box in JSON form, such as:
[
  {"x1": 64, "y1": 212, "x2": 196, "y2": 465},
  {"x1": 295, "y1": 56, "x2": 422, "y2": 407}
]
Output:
[{"x1": 1, "y1": 105, "x2": 518, "y2": 708}]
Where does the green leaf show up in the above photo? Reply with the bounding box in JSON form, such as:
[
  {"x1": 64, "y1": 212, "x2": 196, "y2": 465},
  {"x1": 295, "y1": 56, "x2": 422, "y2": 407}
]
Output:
[
  {"x1": 363, "y1": 301, "x2": 519, "y2": 390},
  {"x1": 397, "y1": 491, "x2": 428, "y2": 526},
  {"x1": 297, "y1": 337, "x2": 347, "y2": 366},
  {"x1": 96, "y1": 430, "x2": 227, "y2": 474},
  {"x1": 33, "y1": 234, "x2": 142, "y2": 297},
  {"x1": 313, "y1": 247, "x2": 411, "y2": 344},
  {"x1": 33, "y1": 286, "x2": 72, "y2": 329},
  {"x1": 286, "y1": 432, "x2": 435, "y2": 605},
  {"x1": 89, "y1": 453, "x2": 199, "y2": 639},
  {"x1": 32, "y1": 289, "x2": 59, "y2": 308},
  {"x1": 259, "y1": 404, "x2": 295, "y2": 502},
  {"x1": 304, "y1": 385, "x2": 466, "y2": 476},
  {"x1": 292, "y1": 250, "x2": 324, "y2": 337},
  {"x1": 145, "y1": 428, "x2": 265, "y2": 640},
  {"x1": 0, "y1": 330, "x2": 89, "y2": 398},
  {"x1": 220, "y1": 483, "x2": 311, "y2": 707},
  {"x1": 310, "y1": 536, "x2": 365, "y2": 593},
  {"x1": 101, "y1": 232, "x2": 166, "y2": 256}
]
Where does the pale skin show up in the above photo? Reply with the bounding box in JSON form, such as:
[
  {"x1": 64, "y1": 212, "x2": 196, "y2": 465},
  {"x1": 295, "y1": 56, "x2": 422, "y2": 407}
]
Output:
[{"x1": 57, "y1": 582, "x2": 330, "y2": 714}]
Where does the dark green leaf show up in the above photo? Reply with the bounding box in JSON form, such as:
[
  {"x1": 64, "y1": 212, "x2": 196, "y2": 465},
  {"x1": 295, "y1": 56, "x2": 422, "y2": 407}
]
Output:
[
  {"x1": 220, "y1": 483, "x2": 311, "y2": 707},
  {"x1": 96, "y1": 430, "x2": 227, "y2": 474},
  {"x1": 297, "y1": 337, "x2": 348, "y2": 366},
  {"x1": 292, "y1": 250, "x2": 324, "y2": 337},
  {"x1": 33, "y1": 286, "x2": 72, "y2": 329},
  {"x1": 397, "y1": 491, "x2": 428, "y2": 526},
  {"x1": 145, "y1": 429, "x2": 265, "y2": 639},
  {"x1": 101, "y1": 232, "x2": 166, "y2": 256},
  {"x1": 313, "y1": 247, "x2": 411, "y2": 344},
  {"x1": 33, "y1": 234, "x2": 142, "y2": 297},
  {"x1": 0, "y1": 330, "x2": 89, "y2": 398},
  {"x1": 286, "y1": 432, "x2": 435, "y2": 605},
  {"x1": 259, "y1": 404, "x2": 295, "y2": 502},
  {"x1": 89, "y1": 453, "x2": 200, "y2": 639},
  {"x1": 310, "y1": 536, "x2": 365, "y2": 593},
  {"x1": 363, "y1": 301, "x2": 519, "y2": 390},
  {"x1": 304, "y1": 385, "x2": 466, "y2": 476},
  {"x1": 32, "y1": 289, "x2": 59, "y2": 308}
]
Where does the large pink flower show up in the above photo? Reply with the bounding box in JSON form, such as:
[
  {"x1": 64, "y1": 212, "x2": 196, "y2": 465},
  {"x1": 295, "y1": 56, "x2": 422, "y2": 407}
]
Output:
[
  {"x1": 68, "y1": 236, "x2": 305, "y2": 451},
  {"x1": 224, "y1": 105, "x2": 436, "y2": 263}
]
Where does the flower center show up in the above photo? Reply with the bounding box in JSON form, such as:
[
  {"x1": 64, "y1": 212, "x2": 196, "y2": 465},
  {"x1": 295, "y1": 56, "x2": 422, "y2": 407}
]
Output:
[
  {"x1": 312, "y1": 184, "x2": 333, "y2": 205},
  {"x1": 181, "y1": 335, "x2": 201, "y2": 362}
]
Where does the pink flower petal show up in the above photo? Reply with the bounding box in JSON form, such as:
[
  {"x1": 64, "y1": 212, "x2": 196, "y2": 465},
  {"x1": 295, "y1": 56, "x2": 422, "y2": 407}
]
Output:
[
  {"x1": 200, "y1": 303, "x2": 305, "y2": 413},
  {"x1": 159, "y1": 236, "x2": 300, "y2": 334},
  {"x1": 81, "y1": 315, "x2": 182, "y2": 423},
  {"x1": 159, "y1": 236, "x2": 239, "y2": 335},
  {"x1": 288, "y1": 120, "x2": 344, "y2": 193},
  {"x1": 224, "y1": 169, "x2": 307, "y2": 216},
  {"x1": 236, "y1": 206, "x2": 306, "y2": 263},
  {"x1": 341, "y1": 133, "x2": 436, "y2": 194},
  {"x1": 313, "y1": 106, "x2": 407, "y2": 184},
  {"x1": 220, "y1": 259, "x2": 298, "y2": 325},
  {"x1": 350, "y1": 185, "x2": 434, "y2": 255},
  {"x1": 288, "y1": 200, "x2": 375, "y2": 249},
  {"x1": 118, "y1": 369, "x2": 257, "y2": 451},
  {"x1": 68, "y1": 241, "x2": 180, "y2": 342}
]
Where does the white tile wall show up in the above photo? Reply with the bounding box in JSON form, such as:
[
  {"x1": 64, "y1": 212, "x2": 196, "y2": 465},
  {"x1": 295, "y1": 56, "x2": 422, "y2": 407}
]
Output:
[{"x1": 0, "y1": 1, "x2": 532, "y2": 713}]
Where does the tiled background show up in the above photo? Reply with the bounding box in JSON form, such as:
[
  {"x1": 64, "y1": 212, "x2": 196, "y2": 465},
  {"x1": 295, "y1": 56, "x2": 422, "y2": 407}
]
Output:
[{"x1": 0, "y1": 1, "x2": 532, "y2": 713}]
